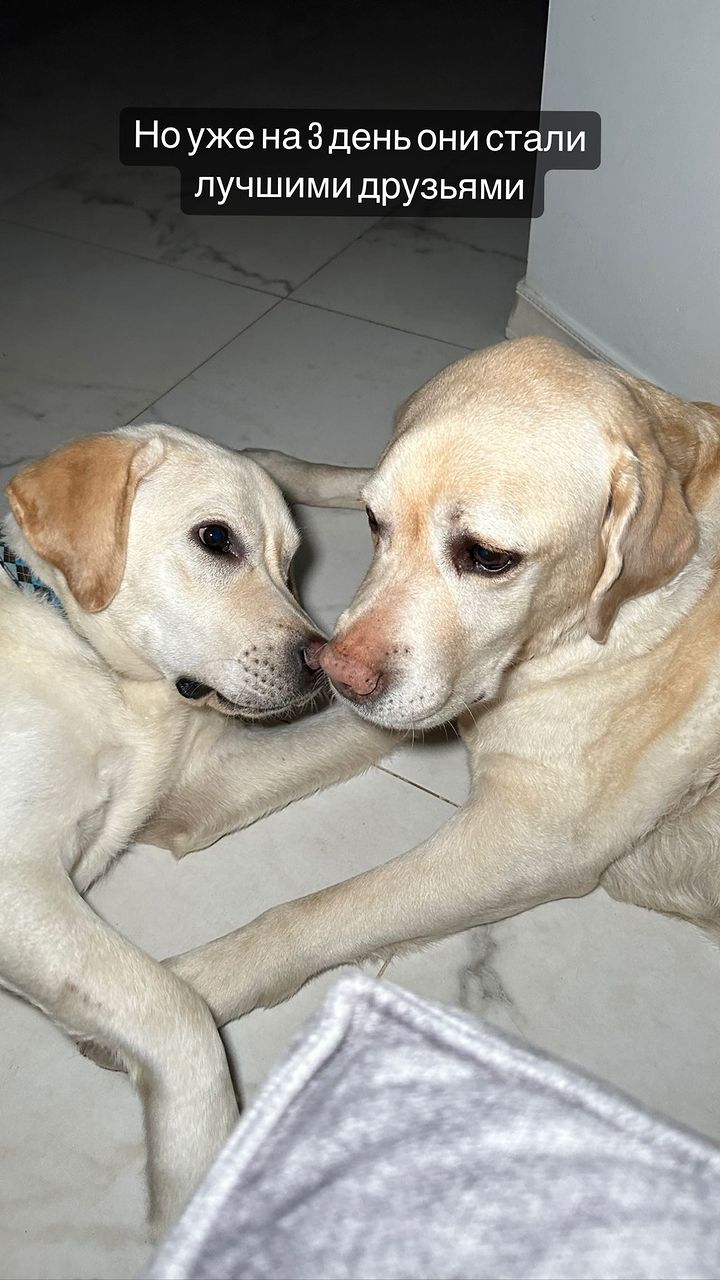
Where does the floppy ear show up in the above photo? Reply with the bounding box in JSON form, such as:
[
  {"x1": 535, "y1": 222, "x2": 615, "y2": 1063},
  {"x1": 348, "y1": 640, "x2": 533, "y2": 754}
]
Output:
[
  {"x1": 585, "y1": 373, "x2": 713, "y2": 643},
  {"x1": 6, "y1": 433, "x2": 164, "y2": 612}
]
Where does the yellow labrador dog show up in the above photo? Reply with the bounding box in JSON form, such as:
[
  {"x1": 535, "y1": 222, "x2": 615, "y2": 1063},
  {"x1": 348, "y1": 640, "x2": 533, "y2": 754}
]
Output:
[
  {"x1": 160, "y1": 336, "x2": 720, "y2": 1030},
  {"x1": 0, "y1": 424, "x2": 387, "y2": 1234}
]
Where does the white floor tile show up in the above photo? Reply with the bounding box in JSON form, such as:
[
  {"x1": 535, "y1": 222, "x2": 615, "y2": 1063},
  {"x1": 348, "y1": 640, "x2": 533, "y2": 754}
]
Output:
[
  {"x1": 287, "y1": 504, "x2": 373, "y2": 635},
  {"x1": 0, "y1": 996, "x2": 147, "y2": 1280},
  {"x1": 139, "y1": 297, "x2": 468, "y2": 463},
  {"x1": 0, "y1": 224, "x2": 275, "y2": 472},
  {"x1": 292, "y1": 215, "x2": 529, "y2": 346},
  {"x1": 0, "y1": 158, "x2": 379, "y2": 294},
  {"x1": 387, "y1": 890, "x2": 720, "y2": 1142},
  {"x1": 412, "y1": 214, "x2": 530, "y2": 258}
]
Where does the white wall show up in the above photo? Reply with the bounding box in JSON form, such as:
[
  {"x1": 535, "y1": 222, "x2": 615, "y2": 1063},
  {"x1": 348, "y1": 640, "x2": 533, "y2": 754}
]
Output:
[{"x1": 509, "y1": 0, "x2": 720, "y2": 401}]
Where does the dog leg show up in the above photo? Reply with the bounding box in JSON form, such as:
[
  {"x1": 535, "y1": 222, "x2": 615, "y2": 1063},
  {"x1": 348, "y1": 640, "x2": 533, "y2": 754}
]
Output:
[
  {"x1": 0, "y1": 860, "x2": 238, "y2": 1236},
  {"x1": 141, "y1": 703, "x2": 395, "y2": 856},
  {"x1": 165, "y1": 763, "x2": 605, "y2": 1025},
  {"x1": 244, "y1": 448, "x2": 371, "y2": 508}
]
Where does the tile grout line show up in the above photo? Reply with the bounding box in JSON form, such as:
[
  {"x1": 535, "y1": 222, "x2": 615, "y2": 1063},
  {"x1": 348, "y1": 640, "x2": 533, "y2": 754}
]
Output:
[
  {"x1": 0, "y1": 215, "x2": 475, "y2": 351},
  {"x1": 286, "y1": 216, "x2": 382, "y2": 295},
  {"x1": 134, "y1": 279, "x2": 469, "y2": 424},
  {"x1": 284, "y1": 295, "x2": 475, "y2": 350},
  {"x1": 129, "y1": 296, "x2": 286, "y2": 421},
  {"x1": 0, "y1": 214, "x2": 284, "y2": 302},
  {"x1": 0, "y1": 210, "x2": 382, "y2": 303},
  {"x1": 376, "y1": 764, "x2": 460, "y2": 808},
  {"x1": 0, "y1": 213, "x2": 476, "y2": 466}
]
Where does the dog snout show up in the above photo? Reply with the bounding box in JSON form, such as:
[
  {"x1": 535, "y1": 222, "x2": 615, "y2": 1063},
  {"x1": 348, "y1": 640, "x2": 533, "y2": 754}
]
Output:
[{"x1": 320, "y1": 643, "x2": 384, "y2": 702}]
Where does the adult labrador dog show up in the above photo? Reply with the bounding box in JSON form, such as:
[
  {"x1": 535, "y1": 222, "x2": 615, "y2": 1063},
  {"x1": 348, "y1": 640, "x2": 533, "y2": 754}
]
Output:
[
  {"x1": 0, "y1": 424, "x2": 394, "y2": 1233},
  {"x1": 159, "y1": 336, "x2": 720, "y2": 1029}
]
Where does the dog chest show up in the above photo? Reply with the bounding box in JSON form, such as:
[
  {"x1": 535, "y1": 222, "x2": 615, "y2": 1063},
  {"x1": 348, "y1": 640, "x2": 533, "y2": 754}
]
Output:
[{"x1": 68, "y1": 684, "x2": 189, "y2": 888}]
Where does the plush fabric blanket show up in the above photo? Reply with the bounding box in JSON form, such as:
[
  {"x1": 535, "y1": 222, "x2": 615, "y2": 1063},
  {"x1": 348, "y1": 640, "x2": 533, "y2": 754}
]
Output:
[{"x1": 147, "y1": 973, "x2": 720, "y2": 1280}]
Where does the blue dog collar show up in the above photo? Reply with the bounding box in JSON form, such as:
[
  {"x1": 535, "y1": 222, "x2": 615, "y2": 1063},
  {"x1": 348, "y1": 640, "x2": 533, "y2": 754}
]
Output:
[{"x1": 0, "y1": 532, "x2": 65, "y2": 614}]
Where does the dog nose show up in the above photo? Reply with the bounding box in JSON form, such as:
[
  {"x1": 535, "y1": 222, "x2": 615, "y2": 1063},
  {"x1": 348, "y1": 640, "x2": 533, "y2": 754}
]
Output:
[
  {"x1": 176, "y1": 677, "x2": 212, "y2": 700},
  {"x1": 296, "y1": 632, "x2": 326, "y2": 689},
  {"x1": 319, "y1": 645, "x2": 383, "y2": 701},
  {"x1": 301, "y1": 635, "x2": 326, "y2": 671}
]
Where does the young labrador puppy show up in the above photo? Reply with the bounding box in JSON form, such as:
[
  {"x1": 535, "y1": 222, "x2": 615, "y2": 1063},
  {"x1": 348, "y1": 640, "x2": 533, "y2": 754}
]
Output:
[
  {"x1": 0, "y1": 423, "x2": 390, "y2": 1234},
  {"x1": 157, "y1": 337, "x2": 720, "y2": 1026}
]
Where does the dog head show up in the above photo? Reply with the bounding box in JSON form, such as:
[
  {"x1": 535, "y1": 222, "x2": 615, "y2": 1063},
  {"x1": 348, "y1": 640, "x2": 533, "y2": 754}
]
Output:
[
  {"x1": 319, "y1": 337, "x2": 718, "y2": 730},
  {"x1": 6, "y1": 424, "x2": 324, "y2": 718}
]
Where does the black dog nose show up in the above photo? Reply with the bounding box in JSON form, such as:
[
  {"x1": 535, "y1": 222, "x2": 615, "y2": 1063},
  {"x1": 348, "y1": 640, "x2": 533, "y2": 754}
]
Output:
[
  {"x1": 294, "y1": 632, "x2": 326, "y2": 691},
  {"x1": 301, "y1": 635, "x2": 326, "y2": 671},
  {"x1": 175, "y1": 677, "x2": 213, "y2": 700}
]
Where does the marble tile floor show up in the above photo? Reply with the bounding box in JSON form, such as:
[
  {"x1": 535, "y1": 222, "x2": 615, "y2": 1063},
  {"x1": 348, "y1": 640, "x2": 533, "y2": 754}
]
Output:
[{"x1": 1, "y1": 76, "x2": 720, "y2": 1280}]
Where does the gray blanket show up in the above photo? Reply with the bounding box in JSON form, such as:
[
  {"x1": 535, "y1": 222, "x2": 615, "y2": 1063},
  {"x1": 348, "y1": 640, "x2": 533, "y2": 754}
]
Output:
[{"x1": 146, "y1": 973, "x2": 720, "y2": 1279}]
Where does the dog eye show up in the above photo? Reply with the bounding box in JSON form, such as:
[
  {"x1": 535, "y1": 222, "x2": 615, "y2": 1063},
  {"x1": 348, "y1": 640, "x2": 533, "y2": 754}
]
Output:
[
  {"x1": 197, "y1": 523, "x2": 231, "y2": 553},
  {"x1": 457, "y1": 541, "x2": 520, "y2": 576}
]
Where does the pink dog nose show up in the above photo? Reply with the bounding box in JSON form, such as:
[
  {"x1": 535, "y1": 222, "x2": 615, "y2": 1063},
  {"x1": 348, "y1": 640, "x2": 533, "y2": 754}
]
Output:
[{"x1": 320, "y1": 644, "x2": 383, "y2": 701}]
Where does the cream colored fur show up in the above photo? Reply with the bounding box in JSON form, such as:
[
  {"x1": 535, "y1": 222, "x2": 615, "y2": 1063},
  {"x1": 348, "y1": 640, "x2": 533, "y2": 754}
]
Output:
[
  {"x1": 158, "y1": 339, "x2": 720, "y2": 1033},
  {"x1": 9, "y1": 341, "x2": 720, "y2": 1234}
]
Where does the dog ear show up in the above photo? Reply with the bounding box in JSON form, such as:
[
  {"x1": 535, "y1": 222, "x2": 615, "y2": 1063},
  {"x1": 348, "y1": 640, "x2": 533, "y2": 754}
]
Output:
[
  {"x1": 585, "y1": 372, "x2": 714, "y2": 643},
  {"x1": 6, "y1": 433, "x2": 164, "y2": 612}
]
